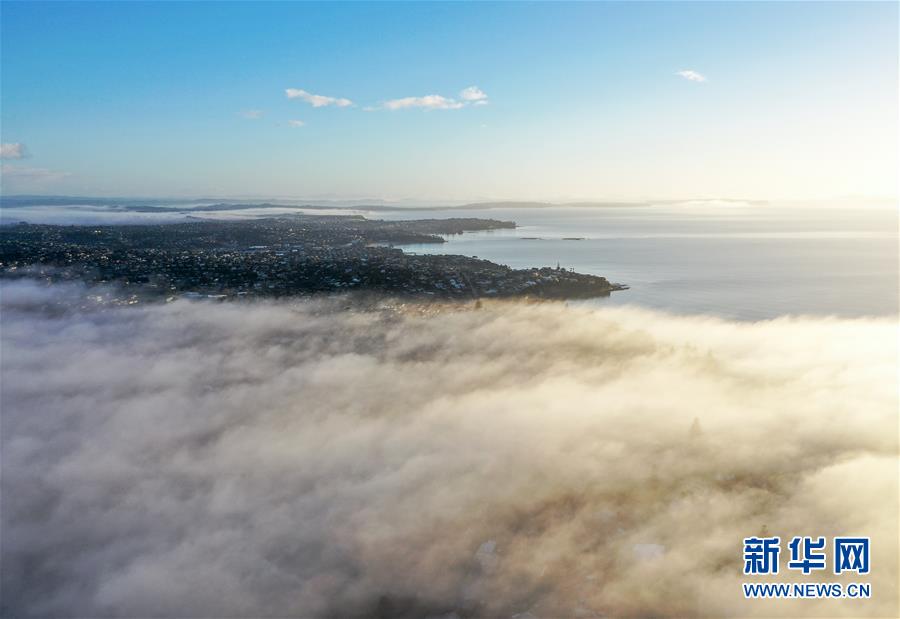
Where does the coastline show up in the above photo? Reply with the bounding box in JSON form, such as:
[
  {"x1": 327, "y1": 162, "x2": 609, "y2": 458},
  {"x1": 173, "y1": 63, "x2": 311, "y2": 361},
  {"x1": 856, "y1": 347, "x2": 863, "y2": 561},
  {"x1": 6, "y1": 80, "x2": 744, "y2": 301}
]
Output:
[{"x1": 0, "y1": 215, "x2": 626, "y2": 303}]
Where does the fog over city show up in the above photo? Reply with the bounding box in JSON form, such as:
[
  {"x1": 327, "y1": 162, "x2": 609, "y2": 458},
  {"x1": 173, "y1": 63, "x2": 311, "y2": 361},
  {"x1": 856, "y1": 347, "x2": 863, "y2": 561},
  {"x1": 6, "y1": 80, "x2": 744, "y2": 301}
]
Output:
[{"x1": 3, "y1": 280, "x2": 896, "y2": 618}]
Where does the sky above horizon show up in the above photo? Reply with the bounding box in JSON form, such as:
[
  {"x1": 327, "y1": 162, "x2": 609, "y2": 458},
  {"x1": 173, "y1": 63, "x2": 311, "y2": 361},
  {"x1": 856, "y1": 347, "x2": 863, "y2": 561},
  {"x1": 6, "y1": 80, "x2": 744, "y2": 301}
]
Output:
[{"x1": 0, "y1": 1, "x2": 897, "y2": 202}]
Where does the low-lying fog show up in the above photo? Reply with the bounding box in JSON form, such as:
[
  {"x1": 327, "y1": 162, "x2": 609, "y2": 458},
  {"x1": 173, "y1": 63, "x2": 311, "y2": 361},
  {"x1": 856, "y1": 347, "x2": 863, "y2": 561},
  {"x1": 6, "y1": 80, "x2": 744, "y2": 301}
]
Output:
[{"x1": 2, "y1": 280, "x2": 897, "y2": 618}]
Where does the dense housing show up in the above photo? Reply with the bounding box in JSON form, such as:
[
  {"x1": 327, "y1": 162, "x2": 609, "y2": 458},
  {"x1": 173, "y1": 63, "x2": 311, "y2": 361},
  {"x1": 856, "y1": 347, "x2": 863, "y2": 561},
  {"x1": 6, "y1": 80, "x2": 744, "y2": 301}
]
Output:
[{"x1": 0, "y1": 215, "x2": 624, "y2": 302}]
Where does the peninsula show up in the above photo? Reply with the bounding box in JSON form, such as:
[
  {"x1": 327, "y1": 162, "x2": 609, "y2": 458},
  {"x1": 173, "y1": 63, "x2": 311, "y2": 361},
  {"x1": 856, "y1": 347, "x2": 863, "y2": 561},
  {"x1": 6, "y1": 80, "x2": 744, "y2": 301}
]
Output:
[{"x1": 0, "y1": 214, "x2": 626, "y2": 302}]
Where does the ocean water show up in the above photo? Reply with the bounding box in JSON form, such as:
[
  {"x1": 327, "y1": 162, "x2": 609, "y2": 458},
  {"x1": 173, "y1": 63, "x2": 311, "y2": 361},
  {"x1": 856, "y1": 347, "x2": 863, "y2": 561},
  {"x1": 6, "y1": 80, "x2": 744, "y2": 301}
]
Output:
[{"x1": 381, "y1": 205, "x2": 898, "y2": 320}]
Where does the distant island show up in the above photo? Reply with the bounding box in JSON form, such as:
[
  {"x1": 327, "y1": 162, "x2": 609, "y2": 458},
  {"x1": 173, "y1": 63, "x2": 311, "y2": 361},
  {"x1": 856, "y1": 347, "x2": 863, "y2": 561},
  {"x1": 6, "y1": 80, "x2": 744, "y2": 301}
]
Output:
[{"x1": 0, "y1": 214, "x2": 626, "y2": 302}]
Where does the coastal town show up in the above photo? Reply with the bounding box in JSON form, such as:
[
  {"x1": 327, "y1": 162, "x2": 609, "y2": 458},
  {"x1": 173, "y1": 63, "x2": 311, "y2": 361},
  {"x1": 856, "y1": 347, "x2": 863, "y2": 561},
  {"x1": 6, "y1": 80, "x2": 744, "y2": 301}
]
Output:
[{"x1": 0, "y1": 214, "x2": 625, "y2": 302}]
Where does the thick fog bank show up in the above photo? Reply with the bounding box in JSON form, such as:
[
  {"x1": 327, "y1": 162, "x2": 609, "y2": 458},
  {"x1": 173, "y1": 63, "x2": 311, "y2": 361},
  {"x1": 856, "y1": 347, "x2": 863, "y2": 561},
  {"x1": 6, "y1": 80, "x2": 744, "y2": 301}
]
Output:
[{"x1": 2, "y1": 280, "x2": 897, "y2": 618}]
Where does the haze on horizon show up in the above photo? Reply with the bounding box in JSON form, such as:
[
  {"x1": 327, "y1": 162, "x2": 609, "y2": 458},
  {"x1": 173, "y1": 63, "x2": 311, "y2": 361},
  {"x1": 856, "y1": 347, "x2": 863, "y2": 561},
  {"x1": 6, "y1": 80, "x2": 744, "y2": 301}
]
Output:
[{"x1": 0, "y1": 2, "x2": 897, "y2": 203}]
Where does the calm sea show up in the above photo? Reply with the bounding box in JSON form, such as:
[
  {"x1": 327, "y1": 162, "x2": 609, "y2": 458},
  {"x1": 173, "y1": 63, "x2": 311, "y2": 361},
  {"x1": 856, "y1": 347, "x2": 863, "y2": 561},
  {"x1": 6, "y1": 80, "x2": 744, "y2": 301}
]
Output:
[{"x1": 381, "y1": 205, "x2": 898, "y2": 320}]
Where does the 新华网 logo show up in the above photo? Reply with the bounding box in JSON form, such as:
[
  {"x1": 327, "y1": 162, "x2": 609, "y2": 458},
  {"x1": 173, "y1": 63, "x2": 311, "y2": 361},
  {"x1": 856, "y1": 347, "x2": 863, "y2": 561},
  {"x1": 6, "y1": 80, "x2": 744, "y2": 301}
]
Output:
[
  {"x1": 743, "y1": 536, "x2": 869, "y2": 575},
  {"x1": 741, "y1": 536, "x2": 871, "y2": 600}
]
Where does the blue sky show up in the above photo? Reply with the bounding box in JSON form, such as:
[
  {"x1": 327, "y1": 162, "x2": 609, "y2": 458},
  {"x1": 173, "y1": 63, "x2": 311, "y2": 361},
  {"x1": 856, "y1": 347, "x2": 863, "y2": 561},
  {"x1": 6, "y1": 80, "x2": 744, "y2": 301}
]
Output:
[{"x1": 1, "y1": 1, "x2": 896, "y2": 201}]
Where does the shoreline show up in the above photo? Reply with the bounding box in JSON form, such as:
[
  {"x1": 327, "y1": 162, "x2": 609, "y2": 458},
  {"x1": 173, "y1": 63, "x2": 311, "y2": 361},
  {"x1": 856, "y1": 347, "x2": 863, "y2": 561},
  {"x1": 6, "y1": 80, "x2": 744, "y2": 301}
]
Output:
[{"x1": 0, "y1": 215, "x2": 626, "y2": 303}]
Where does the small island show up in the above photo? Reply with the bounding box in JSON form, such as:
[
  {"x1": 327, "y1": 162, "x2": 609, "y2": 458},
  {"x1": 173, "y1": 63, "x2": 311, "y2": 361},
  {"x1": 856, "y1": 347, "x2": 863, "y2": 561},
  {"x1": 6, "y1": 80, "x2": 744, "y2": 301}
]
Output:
[{"x1": 0, "y1": 214, "x2": 626, "y2": 302}]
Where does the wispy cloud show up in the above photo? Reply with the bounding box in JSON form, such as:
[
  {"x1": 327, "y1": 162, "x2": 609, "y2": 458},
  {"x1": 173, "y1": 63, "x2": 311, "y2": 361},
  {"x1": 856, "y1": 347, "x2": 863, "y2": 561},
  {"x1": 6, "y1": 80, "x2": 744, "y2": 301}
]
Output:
[
  {"x1": 0, "y1": 142, "x2": 27, "y2": 159},
  {"x1": 287, "y1": 120, "x2": 305, "y2": 128},
  {"x1": 238, "y1": 110, "x2": 263, "y2": 119},
  {"x1": 382, "y1": 86, "x2": 489, "y2": 111},
  {"x1": 384, "y1": 95, "x2": 465, "y2": 110},
  {"x1": 459, "y1": 86, "x2": 488, "y2": 103},
  {"x1": 285, "y1": 88, "x2": 353, "y2": 107},
  {"x1": 676, "y1": 69, "x2": 707, "y2": 83}
]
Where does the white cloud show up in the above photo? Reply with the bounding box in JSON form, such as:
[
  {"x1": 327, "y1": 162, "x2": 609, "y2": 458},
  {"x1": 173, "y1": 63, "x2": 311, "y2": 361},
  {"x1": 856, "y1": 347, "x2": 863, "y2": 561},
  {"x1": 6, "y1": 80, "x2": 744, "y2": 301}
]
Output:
[
  {"x1": 1, "y1": 142, "x2": 27, "y2": 159},
  {"x1": 676, "y1": 69, "x2": 707, "y2": 83},
  {"x1": 287, "y1": 120, "x2": 305, "y2": 128},
  {"x1": 383, "y1": 95, "x2": 465, "y2": 110},
  {"x1": 238, "y1": 110, "x2": 263, "y2": 119},
  {"x1": 286, "y1": 85, "x2": 488, "y2": 112},
  {"x1": 459, "y1": 86, "x2": 488, "y2": 102},
  {"x1": 382, "y1": 87, "x2": 488, "y2": 111},
  {"x1": 285, "y1": 88, "x2": 353, "y2": 108}
]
